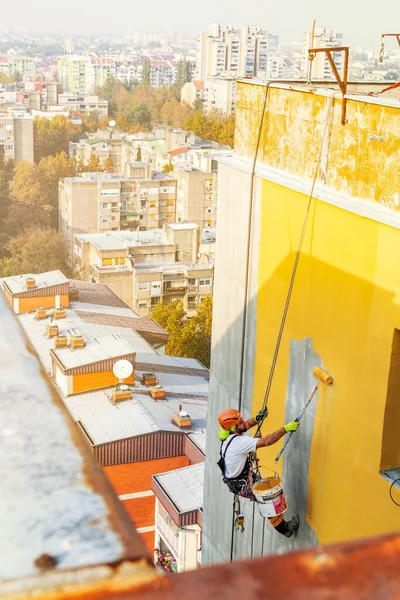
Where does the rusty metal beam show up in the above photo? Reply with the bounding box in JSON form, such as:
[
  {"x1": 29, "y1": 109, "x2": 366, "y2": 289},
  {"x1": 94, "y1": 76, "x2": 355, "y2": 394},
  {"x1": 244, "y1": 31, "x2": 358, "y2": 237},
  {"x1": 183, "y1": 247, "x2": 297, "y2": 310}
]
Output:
[{"x1": 308, "y1": 47, "x2": 349, "y2": 125}]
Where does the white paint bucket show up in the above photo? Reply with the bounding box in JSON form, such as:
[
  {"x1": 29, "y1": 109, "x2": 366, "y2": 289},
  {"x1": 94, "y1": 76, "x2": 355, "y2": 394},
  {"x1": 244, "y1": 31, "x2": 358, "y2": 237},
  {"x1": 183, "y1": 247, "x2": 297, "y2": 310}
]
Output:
[{"x1": 252, "y1": 476, "x2": 288, "y2": 518}]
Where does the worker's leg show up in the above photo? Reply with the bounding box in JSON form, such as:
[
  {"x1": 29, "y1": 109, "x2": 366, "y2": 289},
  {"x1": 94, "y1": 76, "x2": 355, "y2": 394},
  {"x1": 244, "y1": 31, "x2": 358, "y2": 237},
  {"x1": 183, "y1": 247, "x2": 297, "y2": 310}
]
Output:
[{"x1": 268, "y1": 513, "x2": 299, "y2": 537}]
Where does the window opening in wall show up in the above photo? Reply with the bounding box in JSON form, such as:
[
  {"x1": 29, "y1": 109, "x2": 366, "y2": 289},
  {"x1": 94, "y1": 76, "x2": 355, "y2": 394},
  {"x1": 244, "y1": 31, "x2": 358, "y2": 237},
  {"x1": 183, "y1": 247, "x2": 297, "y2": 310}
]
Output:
[{"x1": 380, "y1": 328, "x2": 400, "y2": 492}]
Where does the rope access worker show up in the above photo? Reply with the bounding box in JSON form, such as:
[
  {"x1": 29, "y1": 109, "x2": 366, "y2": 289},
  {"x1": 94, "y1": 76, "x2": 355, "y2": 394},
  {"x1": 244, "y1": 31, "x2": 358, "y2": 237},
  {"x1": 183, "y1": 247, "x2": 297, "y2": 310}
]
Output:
[{"x1": 218, "y1": 407, "x2": 300, "y2": 537}]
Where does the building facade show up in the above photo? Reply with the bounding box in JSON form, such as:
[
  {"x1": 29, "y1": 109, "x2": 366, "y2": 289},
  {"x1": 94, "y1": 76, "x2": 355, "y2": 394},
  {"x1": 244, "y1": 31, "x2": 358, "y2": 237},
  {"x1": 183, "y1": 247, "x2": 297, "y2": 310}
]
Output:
[
  {"x1": 301, "y1": 27, "x2": 344, "y2": 79},
  {"x1": 73, "y1": 224, "x2": 215, "y2": 315},
  {"x1": 175, "y1": 165, "x2": 216, "y2": 227},
  {"x1": 0, "y1": 112, "x2": 34, "y2": 162},
  {"x1": 59, "y1": 172, "x2": 177, "y2": 264},
  {"x1": 203, "y1": 80, "x2": 400, "y2": 564}
]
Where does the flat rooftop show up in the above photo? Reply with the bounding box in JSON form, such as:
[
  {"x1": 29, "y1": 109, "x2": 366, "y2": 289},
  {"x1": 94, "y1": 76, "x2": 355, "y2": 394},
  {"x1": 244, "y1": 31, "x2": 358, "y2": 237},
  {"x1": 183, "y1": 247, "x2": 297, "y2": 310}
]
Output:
[
  {"x1": 2, "y1": 270, "x2": 69, "y2": 295},
  {"x1": 153, "y1": 463, "x2": 204, "y2": 514},
  {"x1": 65, "y1": 353, "x2": 208, "y2": 445},
  {"x1": 134, "y1": 262, "x2": 214, "y2": 273},
  {"x1": 75, "y1": 229, "x2": 173, "y2": 251}
]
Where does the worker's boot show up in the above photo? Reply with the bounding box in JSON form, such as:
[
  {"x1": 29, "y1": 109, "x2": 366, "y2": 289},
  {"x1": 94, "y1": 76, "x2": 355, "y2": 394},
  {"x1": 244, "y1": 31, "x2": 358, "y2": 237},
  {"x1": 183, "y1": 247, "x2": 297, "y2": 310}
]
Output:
[{"x1": 283, "y1": 513, "x2": 299, "y2": 538}]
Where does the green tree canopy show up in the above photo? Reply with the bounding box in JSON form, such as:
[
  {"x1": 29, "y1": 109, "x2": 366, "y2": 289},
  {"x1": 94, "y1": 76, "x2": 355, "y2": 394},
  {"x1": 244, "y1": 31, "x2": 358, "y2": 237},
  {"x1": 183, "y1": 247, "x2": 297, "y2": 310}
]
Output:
[
  {"x1": 34, "y1": 115, "x2": 78, "y2": 162},
  {"x1": 8, "y1": 152, "x2": 76, "y2": 232},
  {"x1": 151, "y1": 297, "x2": 212, "y2": 368},
  {"x1": 0, "y1": 227, "x2": 71, "y2": 277},
  {"x1": 141, "y1": 59, "x2": 151, "y2": 87}
]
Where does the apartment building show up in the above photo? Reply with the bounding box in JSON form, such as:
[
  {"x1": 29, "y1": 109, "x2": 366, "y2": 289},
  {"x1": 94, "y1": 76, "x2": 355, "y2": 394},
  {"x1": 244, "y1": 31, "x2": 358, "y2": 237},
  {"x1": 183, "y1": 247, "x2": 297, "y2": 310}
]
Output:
[
  {"x1": 196, "y1": 23, "x2": 272, "y2": 80},
  {"x1": 90, "y1": 57, "x2": 116, "y2": 88},
  {"x1": 1, "y1": 271, "x2": 208, "y2": 558},
  {"x1": 301, "y1": 27, "x2": 344, "y2": 79},
  {"x1": 73, "y1": 223, "x2": 215, "y2": 314},
  {"x1": 58, "y1": 93, "x2": 108, "y2": 117},
  {"x1": 132, "y1": 262, "x2": 213, "y2": 317},
  {"x1": 181, "y1": 80, "x2": 205, "y2": 108},
  {"x1": 8, "y1": 56, "x2": 37, "y2": 78},
  {"x1": 57, "y1": 56, "x2": 93, "y2": 94},
  {"x1": 59, "y1": 171, "x2": 177, "y2": 263},
  {"x1": 175, "y1": 164, "x2": 216, "y2": 227},
  {"x1": 204, "y1": 76, "x2": 236, "y2": 115},
  {"x1": 0, "y1": 112, "x2": 34, "y2": 162}
]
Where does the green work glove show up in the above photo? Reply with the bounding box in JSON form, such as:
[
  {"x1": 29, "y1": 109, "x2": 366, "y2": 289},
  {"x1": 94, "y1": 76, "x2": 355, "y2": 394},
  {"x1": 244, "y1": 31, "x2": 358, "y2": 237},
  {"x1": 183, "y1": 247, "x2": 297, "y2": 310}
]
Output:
[
  {"x1": 284, "y1": 421, "x2": 299, "y2": 432},
  {"x1": 254, "y1": 407, "x2": 268, "y2": 423}
]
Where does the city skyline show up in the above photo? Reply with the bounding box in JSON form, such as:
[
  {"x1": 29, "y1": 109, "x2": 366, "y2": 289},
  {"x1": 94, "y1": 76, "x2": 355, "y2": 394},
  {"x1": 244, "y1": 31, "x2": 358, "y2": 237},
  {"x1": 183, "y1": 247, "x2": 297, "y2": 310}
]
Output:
[{"x1": 2, "y1": 0, "x2": 400, "y2": 47}]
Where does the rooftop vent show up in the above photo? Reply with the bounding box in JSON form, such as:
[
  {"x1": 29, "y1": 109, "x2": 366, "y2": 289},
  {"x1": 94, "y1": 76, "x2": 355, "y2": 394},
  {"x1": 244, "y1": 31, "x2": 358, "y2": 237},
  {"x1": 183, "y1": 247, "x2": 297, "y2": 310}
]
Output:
[
  {"x1": 35, "y1": 307, "x2": 47, "y2": 320},
  {"x1": 25, "y1": 276, "x2": 36, "y2": 289},
  {"x1": 54, "y1": 335, "x2": 68, "y2": 349},
  {"x1": 141, "y1": 372, "x2": 157, "y2": 386},
  {"x1": 46, "y1": 324, "x2": 59, "y2": 339},
  {"x1": 68, "y1": 328, "x2": 85, "y2": 350},
  {"x1": 150, "y1": 384, "x2": 165, "y2": 400},
  {"x1": 111, "y1": 383, "x2": 133, "y2": 404},
  {"x1": 53, "y1": 307, "x2": 66, "y2": 319},
  {"x1": 173, "y1": 404, "x2": 192, "y2": 428},
  {"x1": 69, "y1": 285, "x2": 79, "y2": 300}
]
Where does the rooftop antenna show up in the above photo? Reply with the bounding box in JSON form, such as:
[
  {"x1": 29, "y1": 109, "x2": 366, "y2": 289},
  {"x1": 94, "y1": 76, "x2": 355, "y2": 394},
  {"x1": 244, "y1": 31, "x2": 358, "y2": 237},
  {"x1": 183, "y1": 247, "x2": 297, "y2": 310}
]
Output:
[{"x1": 111, "y1": 359, "x2": 134, "y2": 403}]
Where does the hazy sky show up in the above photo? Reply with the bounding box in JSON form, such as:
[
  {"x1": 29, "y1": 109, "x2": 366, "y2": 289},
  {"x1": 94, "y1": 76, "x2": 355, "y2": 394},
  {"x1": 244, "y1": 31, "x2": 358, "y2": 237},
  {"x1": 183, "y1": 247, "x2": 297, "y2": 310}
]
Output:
[{"x1": 4, "y1": 0, "x2": 400, "y2": 47}]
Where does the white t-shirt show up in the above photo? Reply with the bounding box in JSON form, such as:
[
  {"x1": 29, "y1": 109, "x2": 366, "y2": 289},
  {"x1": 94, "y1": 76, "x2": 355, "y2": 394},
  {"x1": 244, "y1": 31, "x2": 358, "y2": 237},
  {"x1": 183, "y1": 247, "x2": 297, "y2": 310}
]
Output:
[{"x1": 221, "y1": 434, "x2": 258, "y2": 478}]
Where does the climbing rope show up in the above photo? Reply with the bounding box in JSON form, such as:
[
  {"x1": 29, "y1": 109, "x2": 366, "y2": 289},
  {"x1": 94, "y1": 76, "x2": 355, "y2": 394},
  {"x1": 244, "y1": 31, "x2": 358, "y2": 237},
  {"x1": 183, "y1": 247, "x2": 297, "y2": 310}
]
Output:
[
  {"x1": 229, "y1": 85, "x2": 334, "y2": 562},
  {"x1": 253, "y1": 95, "x2": 333, "y2": 438}
]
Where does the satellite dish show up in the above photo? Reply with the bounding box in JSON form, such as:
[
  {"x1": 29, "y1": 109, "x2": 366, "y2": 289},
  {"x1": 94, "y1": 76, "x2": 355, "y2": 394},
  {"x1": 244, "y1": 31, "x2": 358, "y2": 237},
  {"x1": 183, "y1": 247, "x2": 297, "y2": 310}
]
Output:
[
  {"x1": 113, "y1": 359, "x2": 133, "y2": 379},
  {"x1": 108, "y1": 119, "x2": 116, "y2": 128}
]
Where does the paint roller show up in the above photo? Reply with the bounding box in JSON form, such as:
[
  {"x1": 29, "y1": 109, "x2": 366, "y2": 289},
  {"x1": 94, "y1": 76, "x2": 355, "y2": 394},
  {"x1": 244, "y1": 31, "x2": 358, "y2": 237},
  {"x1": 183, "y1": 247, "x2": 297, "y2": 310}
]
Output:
[{"x1": 274, "y1": 366, "x2": 333, "y2": 462}]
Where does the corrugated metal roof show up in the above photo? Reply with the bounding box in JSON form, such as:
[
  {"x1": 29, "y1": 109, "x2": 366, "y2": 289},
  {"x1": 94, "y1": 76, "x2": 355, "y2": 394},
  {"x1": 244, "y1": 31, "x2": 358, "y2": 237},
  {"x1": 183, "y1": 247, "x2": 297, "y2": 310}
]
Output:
[
  {"x1": 2, "y1": 270, "x2": 69, "y2": 294},
  {"x1": 70, "y1": 280, "x2": 130, "y2": 308},
  {"x1": 188, "y1": 432, "x2": 207, "y2": 454},
  {"x1": 19, "y1": 309, "x2": 151, "y2": 374},
  {"x1": 154, "y1": 463, "x2": 204, "y2": 514},
  {"x1": 64, "y1": 362, "x2": 208, "y2": 446}
]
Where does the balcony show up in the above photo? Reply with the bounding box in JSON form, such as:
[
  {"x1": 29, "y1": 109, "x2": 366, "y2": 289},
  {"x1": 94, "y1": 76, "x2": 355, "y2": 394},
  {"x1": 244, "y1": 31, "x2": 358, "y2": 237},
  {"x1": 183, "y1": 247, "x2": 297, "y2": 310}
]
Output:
[
  {"x1": 163, "y1": 284, "x2": 186, "y2": 294},
  {"x1": 151, "y1": 288, "x2": 162, "y2": 297}
]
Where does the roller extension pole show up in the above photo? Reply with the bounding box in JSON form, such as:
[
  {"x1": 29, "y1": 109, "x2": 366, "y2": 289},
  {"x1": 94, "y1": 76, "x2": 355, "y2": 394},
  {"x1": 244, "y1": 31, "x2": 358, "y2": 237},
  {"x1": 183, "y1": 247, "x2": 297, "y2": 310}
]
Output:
[{"x1": 274, "y1": 385, "x2": 318, "y2": 463}]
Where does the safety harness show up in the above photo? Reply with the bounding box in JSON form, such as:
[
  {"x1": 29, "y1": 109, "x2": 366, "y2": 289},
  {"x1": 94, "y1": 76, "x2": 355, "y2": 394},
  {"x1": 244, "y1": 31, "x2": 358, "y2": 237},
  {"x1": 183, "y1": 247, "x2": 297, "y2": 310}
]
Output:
[{"x1": 218, "y1": 435, "x2": 260, "y2": 499}]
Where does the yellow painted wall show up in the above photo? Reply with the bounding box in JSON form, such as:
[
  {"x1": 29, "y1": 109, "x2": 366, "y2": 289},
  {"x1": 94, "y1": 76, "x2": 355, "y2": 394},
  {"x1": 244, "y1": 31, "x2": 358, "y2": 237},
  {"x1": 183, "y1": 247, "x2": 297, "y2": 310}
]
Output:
[
  {"x1": 72, "y1": 371, "x2": 134, "y2": 394},
  {"x1": 18, "y1": 294, "x2": 70, "y2": 314},
  {"x1": 234, "y1": 82, "x2": 400, "y2": 207},
  {"x1": 252, "y1": 178, "x2": 400, "y2": 545}
]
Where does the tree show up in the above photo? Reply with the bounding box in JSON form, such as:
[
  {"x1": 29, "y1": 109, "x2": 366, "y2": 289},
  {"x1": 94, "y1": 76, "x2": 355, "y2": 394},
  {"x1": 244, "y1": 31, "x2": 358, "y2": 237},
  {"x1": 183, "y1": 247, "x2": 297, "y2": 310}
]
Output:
[
  {"x1": 103, "y1": 157, "x2": 113, "y2": 172},
  {"x1": 136, "y1": 146, "x2": 142, "y2": 162},
  {"x1": 175, "y1": 58, "x2": 192, "y2": 89},
  {"x1": 78, "y1": 153, "x2": 103, "y2": 172},
  {"x1": 151, "y1": 297, "x2": 213, "y2": 368},
  {"x1": 162, "y1": 160, "x2": 174, "y2": 174},
  {"x1": 141, "y1": 59, "x2": 151, "y2": 87},
  {"x1": 34, "y1": 115, "x2": 77, "y2": 162},
  {"x1": 0, "y1": 152, "x2": 14, "y2": 223},
  {"x1": 384, "y1": 70, "x2": 399, "y2": 80},
  {"x1": 0, "y1": 227, "x2": 71, "y2": 277},
  {"x1": 9, "y1": 152, "x2": 76, "y2": 231}
]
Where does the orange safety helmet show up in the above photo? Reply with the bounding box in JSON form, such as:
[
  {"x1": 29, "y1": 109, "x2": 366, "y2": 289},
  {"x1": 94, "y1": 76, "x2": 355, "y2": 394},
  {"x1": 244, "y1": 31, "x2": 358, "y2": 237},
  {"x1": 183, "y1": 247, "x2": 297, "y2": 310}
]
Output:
[{"x1": 218, "y1": 408, "x2": 241, "y2": 431}]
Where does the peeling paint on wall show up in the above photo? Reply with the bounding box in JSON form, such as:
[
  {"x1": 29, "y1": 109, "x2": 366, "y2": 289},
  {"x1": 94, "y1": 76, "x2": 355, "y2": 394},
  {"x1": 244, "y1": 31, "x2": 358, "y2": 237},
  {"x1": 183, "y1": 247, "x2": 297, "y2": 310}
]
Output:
[{"x1": 235, "y1": 82, "x2": 400, "y2": 208}]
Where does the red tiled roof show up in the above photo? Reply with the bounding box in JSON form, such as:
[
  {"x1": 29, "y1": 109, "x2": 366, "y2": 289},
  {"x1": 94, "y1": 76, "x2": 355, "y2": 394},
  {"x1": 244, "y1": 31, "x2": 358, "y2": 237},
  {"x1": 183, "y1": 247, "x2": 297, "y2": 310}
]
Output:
[
  {"x1": 193, "y1": 80, "x2": 204, "y2": 90},
  {"x1": 168, "y1": 147, "x2": 190, "y2": 156},
  {"x1": 0, "y1": 56, "x2": 8, "y2": 64}
]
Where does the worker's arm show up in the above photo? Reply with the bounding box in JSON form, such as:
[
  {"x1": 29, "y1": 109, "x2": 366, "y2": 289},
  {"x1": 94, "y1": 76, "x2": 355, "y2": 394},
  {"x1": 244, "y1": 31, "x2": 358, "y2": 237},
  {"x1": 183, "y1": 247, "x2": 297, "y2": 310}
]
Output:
[
  {"x1": 256, "y1": 421, "x2": 299, "y2": 449},
  {"x1": 245, "y1": 407, "x2": 268, "y2": 430}
]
